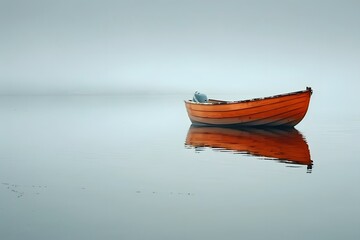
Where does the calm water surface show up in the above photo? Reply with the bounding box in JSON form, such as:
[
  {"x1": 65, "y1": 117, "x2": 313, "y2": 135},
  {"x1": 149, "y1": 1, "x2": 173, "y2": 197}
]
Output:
[{"x1": 1, "y1": 94, "x2": 359, "y2": 240}]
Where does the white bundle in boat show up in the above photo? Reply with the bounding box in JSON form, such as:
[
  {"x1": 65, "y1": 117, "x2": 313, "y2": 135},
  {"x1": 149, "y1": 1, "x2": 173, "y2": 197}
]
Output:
[{"x1": 193, "y1": 91, "x2": 208, "y2": 103}]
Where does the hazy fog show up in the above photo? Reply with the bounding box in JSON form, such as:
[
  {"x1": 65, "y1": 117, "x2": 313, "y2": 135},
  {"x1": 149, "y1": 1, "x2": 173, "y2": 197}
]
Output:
[{"x1": 1, "y1": 0, "x2": 359, "y2": 96}]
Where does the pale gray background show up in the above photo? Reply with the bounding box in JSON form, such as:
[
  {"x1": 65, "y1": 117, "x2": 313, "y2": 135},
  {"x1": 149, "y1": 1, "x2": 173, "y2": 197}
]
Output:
[
  {"x1": 1, "y1": 0, "x2": 359, "y2": 97},
  {"x1": 1, "y1": 2, "x2": 360, "y2": 239}
]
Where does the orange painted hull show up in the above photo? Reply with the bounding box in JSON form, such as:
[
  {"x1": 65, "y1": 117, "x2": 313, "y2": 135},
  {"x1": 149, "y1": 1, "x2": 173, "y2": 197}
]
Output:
[
  {"x1": 185, "y1": 87, "x2": 312, "y2": 127},
  {"x1": 185, "y1": 125, "x2": 313, "y2": 169}
]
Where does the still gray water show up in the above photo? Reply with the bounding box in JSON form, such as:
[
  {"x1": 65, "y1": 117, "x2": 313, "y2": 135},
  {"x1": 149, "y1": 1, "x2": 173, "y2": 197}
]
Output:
[{"x1": 1, "y1": 93, "x2": 359, "y2": 240}]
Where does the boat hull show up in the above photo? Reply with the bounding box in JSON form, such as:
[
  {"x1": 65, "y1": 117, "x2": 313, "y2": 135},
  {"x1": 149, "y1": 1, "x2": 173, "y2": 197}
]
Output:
[{"x1": 184, "y1": 88, "x2": 312, "y2": 127}]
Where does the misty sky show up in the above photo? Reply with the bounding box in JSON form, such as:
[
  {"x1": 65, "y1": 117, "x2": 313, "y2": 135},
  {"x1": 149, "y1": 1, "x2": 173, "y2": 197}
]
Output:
[{"x1": 0, "y1": 0, "x2": 359, "y2": 95}]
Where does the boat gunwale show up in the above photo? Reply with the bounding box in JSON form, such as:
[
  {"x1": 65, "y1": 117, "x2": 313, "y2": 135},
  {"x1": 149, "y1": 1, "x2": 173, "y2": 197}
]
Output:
[
  {"x1": 184, "y1": 87, "x2": 312, "y2": 105},
  {"x1": 187, "y1": 94, "x2": 309, "y2": 113}
]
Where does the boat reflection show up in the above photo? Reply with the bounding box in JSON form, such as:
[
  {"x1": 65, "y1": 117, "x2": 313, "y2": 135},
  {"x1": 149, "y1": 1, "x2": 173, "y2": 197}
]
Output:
[{"x1": 185, "y1": 125, "x2": 313, "y2": 172}]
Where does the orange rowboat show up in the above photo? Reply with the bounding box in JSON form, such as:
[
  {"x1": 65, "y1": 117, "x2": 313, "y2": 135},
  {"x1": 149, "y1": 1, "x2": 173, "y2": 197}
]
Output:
[
  {"x1": 185, "y1": 87, "x2": 313, "y2": 127},
  {"x1": 185, "y1": 125, "x2": 313, "y2": 171}
]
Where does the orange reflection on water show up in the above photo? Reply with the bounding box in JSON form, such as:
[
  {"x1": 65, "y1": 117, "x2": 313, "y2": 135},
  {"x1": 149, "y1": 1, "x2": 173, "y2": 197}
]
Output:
[{"x1": 185, "y1": 125, "x2": 313, "y2": 173}]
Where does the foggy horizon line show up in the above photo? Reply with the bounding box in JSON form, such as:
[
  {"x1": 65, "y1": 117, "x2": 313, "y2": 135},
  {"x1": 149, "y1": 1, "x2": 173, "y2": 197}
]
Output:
[
  {"x1": 0, "y1": 85, "x2": 316, "y2": 97},
  {"x1": 0, "y1": 91, "x2": 188, "y2": 97}
]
